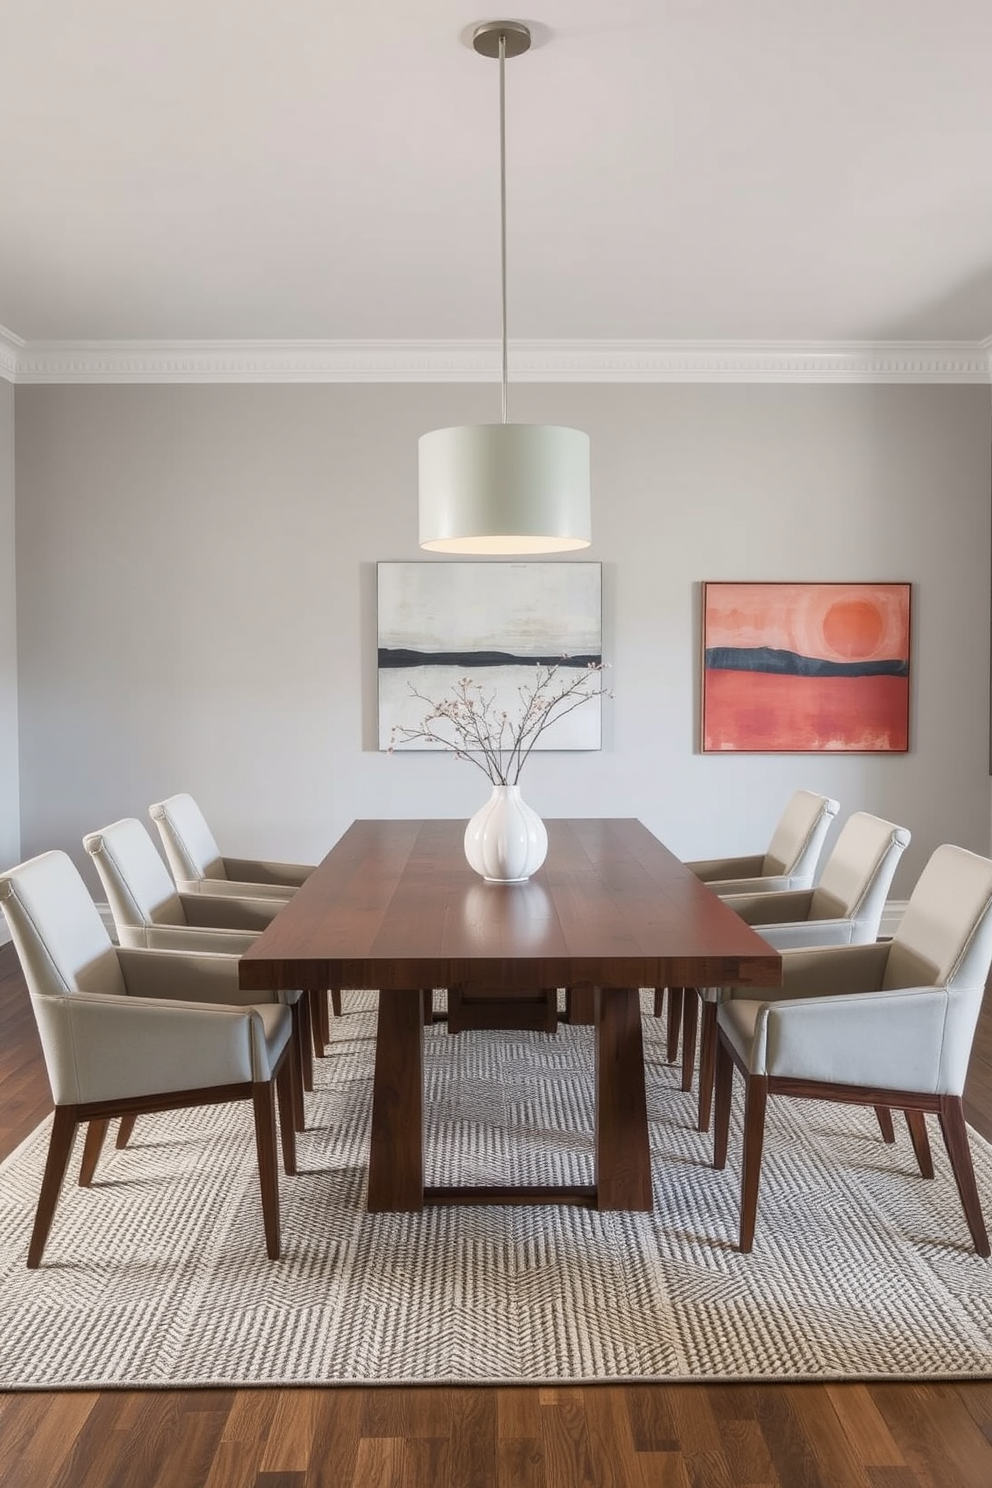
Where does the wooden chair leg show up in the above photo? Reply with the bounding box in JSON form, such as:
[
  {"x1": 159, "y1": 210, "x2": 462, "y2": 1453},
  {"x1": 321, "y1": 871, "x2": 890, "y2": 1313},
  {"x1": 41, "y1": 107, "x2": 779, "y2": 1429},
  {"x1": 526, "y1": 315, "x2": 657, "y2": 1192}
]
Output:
[
  {"x1": 251, "y1": 1081, "x2": 282, "y2": 1261},
  {"x1": 422, "y1": 989, "x2": 433, "y2": 1025},
  {"x1": 713, "y1": 1033, "x2": 734, "y2": 1171},
  {"x1": 874, "y1": 1105, "x2": 896, "y2": 1144},
  {"x1": 28, "y1": 1106, "x2": 78, "y2": 1269},
  {"x1": 275, "y1": 1055, "x2": 298, "y2": 1178},
  {"x1": 680, "y1": 988, "x2": 699, "y2": 1092},
  {"x1": 319, "y1": 990, "x2": 331, "y2": 1047},
  {"x1": 666, "y1": 986, "x2": 683, "y2": 1063},
  {"x1": 330, "y1": 988, "x2": 342, "y2": 1018},
  {"x1": 739, "y1": 1073, "x2": 769, "y2": 1254},
  {"x1": 309, "y1": 989, "x2": 327, "y2": 1058},
  {"x1": 938, "y1": 1095, "x2": 990, "y2": 1256},
  {"x1": 653, "y1": 987, "x2": 665, "y2": 1018},
  {"x1": 697, "y1": 1000, "x2": 719, "y2": 1133},
  {"x1": 297, "y1": 999, "x2": 314, "y2": 1094},
  {"x1": 78, "y1": 1119, "x2": 109, "y2": 1187},
  {"x1": 116, "y1": 1114, "x2": 137, "y2": 1149},
  {"x1": 289, "y1": 1002, "x2": 307, "y2": 1133},
  {"x1": 904, "y1": 1109, "x2": 934, "y2": 1179}
]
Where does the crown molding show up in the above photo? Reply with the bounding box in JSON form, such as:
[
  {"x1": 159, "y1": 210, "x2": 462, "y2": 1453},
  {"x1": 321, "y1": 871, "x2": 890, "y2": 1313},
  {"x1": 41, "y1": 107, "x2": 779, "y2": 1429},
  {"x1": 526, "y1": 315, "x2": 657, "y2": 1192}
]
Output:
[
  {"x1": 0, "y1": 324, "x2": 23, "y2": 382},
  {"x1": 2, "y1": 336, "x2": 990, "y2": 385}
]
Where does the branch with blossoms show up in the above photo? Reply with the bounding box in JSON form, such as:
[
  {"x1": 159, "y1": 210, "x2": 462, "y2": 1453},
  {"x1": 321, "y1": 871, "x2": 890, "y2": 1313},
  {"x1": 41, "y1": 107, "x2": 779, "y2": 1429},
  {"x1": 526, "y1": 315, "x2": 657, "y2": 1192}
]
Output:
[{"x1": 388, "y1": 660, "x2": 612, "y2": 785}]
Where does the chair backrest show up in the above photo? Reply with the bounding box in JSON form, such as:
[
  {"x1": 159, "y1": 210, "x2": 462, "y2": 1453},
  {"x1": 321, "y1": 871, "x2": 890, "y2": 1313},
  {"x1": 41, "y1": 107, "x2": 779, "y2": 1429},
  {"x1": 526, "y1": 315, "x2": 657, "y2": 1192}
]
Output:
[
  {"x1": 83, "y1": 817, "x2": 186, "y2": 932},
  {"x1": 761, "y1": 790, "x2": 840, "y2": 887},
  {"x1": 883, "y1": 844, "x2": 992, "y2": 1089},
  {"x1": 886, "y1": 844, "x2": 992, "y2": 993},
  {"x1": 808, "y1": 811, "x2": 910, "y2": 939},
  {"x1": 148, "y1": 792, "x2": 226, "y2": 887},
  {"x1": 0, "y1": 851, "x2": 127, "y2": 1006}
]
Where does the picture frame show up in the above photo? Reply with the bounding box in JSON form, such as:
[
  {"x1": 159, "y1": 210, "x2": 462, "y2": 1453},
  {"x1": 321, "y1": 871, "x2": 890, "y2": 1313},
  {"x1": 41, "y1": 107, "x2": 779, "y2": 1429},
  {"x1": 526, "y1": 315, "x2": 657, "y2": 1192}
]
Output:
[
  {"x1": 701, "y1": 581, "x2": 911, "y2": 753},
  {"x1": 377, "y1": 561, "x2": 603, "y2": 752}
]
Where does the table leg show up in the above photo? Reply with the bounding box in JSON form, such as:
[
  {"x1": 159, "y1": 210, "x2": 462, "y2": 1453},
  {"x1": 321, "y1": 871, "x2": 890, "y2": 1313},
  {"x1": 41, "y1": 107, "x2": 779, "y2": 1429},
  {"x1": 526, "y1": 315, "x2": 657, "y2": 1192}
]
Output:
[
  {"x1": 566, "y1": 987, "x2": 596, "y2": 1025},
  {"x1": 594, "y1": 986, "x2": 653, "y2": 1212},
  {"x1": 367, "y1": 988, "x2": 425, "y2": 1212}
]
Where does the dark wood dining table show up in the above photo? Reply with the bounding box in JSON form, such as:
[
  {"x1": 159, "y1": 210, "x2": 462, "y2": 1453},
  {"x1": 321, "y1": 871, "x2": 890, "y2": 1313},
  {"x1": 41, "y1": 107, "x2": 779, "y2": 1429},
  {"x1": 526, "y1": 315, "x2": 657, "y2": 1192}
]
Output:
[{"x1": 238, "y1": 818, "x2": 781, "y2": 1214}]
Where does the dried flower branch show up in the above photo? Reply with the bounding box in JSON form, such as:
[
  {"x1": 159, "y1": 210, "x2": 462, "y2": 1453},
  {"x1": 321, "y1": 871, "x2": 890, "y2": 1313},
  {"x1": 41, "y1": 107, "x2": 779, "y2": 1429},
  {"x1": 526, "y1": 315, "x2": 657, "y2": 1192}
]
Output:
[{"x1": 389, "y1": 660, "x2": 611, "y2": 785}]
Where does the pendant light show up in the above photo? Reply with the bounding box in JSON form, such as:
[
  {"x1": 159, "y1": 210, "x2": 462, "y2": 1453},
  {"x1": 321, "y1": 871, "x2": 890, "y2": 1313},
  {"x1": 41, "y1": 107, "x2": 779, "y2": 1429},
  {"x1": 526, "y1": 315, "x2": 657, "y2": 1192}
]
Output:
[{"x1": 419, "y1": 20, "x2": 591, "y2": 555}]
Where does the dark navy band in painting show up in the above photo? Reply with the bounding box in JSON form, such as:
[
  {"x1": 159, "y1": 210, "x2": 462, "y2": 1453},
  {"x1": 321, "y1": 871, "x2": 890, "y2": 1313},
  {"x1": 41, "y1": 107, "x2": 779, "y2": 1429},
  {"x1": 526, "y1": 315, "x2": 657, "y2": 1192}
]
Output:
[
  {"x1": 379, "y1": 649, "x2": 602, "y2": 670},
  {"x1": 705, "y1": 646, "x2": 909, "y2": 680}
]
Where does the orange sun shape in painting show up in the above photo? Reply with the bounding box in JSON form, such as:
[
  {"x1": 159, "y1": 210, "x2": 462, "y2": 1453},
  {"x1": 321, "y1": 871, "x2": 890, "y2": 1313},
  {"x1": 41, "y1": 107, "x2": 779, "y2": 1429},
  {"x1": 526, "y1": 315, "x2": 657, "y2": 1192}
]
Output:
[{"x1": 820, "y1": 598, "x2": 886, "y2": 660}]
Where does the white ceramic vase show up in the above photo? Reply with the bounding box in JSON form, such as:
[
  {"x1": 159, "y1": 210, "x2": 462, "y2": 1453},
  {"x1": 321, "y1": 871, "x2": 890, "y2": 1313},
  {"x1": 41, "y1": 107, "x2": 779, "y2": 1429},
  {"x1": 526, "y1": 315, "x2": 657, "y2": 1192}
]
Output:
[{"x1": 463, "y1": 784, "x2": 548, "y2": 883}]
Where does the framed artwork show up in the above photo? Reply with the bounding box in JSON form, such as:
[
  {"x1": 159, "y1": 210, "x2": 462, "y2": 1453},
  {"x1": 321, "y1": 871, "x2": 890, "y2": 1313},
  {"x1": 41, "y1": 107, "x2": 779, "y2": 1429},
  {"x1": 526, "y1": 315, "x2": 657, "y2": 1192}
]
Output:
[
  {"x1": 701, "y1": 581, "x2": 911, "y2": 753},
  {"x1": 378, "y1": 561, "x2": 603, "y2": 751}
]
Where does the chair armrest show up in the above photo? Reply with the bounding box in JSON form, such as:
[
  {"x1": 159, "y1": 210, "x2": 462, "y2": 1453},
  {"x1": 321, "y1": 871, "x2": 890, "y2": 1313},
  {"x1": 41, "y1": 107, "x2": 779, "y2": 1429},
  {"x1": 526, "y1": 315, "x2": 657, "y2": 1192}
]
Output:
[
  {"x1": 687, "y1": 854, "x2": 764, "y2": 883},
  {"x1": 756, "y1": 919, "x2": 860, "y2": 951},
  {"x1": 36, "y1": 993, "x2": 282, "y2": 1103},
  {"x1": 117, "y1": 946, "x2": 253, "y2": 1005},
  {"x1": 181, "y1": 878, "x2": 294, "y2": 901},
  {"x1": 180, "y1": 893, "x2": 281, "y2": 930},
  {"x1": 719, "y1": 890, "x2": 814, "y2": 925},
  {"x1": 709, "y1": 874, "x2": 796, "y2": 895},
  {"x1": 223, "y1": 857, "x2": 313, "y2": 889},
  {"x1": 120, "y1": 924, "x2": 258, "y2": 954},
  {"x1": 750, "y1": 986, "x2": 950, "y2": 1089}
]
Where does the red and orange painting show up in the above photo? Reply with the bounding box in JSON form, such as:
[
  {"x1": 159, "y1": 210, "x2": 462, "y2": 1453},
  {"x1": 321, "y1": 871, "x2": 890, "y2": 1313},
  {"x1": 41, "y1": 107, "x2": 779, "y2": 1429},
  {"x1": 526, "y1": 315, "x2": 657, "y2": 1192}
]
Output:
[{"x1": 702, "y1": 582, "x2": 910, "y2": 753}]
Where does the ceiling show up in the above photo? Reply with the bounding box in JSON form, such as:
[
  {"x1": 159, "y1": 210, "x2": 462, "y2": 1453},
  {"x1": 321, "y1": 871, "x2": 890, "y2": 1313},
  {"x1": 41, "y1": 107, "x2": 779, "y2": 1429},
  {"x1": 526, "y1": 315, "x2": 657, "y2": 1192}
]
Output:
[{"x1": 3, "y1": 0, "x2": 992, "y2": 349}]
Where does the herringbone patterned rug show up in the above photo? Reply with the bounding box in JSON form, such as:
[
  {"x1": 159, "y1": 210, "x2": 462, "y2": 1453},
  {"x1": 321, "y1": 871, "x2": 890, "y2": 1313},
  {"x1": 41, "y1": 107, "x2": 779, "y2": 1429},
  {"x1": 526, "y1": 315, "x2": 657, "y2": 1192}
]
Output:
[{"x1": 2, "y1": 992, "x2": 991, "y2": 1388}]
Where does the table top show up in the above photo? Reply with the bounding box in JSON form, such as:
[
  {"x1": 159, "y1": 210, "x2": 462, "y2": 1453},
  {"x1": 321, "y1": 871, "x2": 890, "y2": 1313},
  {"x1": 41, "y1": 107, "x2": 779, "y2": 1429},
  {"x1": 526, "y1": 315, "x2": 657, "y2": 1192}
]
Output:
[{"x1": 237, "y1": 818, "x2": 782, "y2": 995}]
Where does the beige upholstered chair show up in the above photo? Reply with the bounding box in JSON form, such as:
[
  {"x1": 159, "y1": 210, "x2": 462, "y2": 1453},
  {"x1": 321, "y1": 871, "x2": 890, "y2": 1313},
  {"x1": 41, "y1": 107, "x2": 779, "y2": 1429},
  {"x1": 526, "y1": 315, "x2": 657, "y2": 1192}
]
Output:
[
  {"x1": 147, "y1": 792, "x2": 343, "y2": 1022},
  {"x1": 713, "y1": 843, "x2": 992, "y2": 1255},
  {"x1": 84, "y1": 817, "x2": 283, "y2": 951},
  {"x1": 658, "y1": 789, "x2": 840, "y2": 1061},
  {"x1": 689, "y1": 812, "x2": 911, "y2": 1130},
  {"x1": 687, "y1": 789, "x2": 841, "y2": 894},
  {"x1": 148, "y1": 792, "x2": 314, "y2": 899},
  {"x1": 83, "y1": 816, "x2": 313, "y2": 1123},
  {"x1": 0, "y1": 850, "x2": 297, "y2": 1265}
]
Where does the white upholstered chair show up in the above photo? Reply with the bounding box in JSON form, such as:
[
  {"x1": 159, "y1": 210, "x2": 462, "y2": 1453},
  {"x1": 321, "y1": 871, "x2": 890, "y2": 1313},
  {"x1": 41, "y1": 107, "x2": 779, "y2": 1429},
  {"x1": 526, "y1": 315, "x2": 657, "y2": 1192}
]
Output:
[
  {"x1": 689, "y1": 811, "x2": 911, "y2": 1131},
  {"x1": 687, "y1": 789, "x2": 841, "y2": 895},
  {"x1": 84, "y1": 817, "x2": 283, "y2": 952},
  {"x1": 713, "y1": 843, "x2": 992, "y2": 1255},
  {"x1": 0, "y1": 851, "x2": 297, "y2": 1265},
  {"x1": 148, "y1": 792, "x2": 314, "y2": 899},
  {"x1": 83, "y1": 816, "x2": 313, "y2": 1124},
  {"x1": 148, "y1": 792, "x2": 341, "y2": 1024},
  {"x1": 658, "y1": 789, "x2": 840, "y2": 1061}
]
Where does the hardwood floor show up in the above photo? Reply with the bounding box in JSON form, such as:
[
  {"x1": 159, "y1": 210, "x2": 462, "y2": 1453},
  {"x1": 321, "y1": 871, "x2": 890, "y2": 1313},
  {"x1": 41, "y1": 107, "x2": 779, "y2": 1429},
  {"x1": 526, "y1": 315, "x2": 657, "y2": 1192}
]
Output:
[{"x1": 2, "y1": 942, "x2": 992, "y2": 1488}]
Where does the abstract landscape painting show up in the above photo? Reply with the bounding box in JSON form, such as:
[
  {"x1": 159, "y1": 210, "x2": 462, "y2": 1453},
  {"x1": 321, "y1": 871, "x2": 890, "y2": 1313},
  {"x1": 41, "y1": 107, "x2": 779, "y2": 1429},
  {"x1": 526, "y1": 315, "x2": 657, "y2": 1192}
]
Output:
[
  {"x1": 702, "y1": 581, "x2": 910, "y2": 752},
  {"x1": 378, "y1": 562, "x2": 602, "y2": 751}
]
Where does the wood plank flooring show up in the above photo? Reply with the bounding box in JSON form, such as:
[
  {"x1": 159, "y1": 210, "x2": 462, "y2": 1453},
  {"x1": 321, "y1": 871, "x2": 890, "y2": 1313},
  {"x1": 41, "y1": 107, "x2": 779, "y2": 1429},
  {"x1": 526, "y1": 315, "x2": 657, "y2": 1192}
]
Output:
[{"x1": 2, "y1": 941, "x2": 991, "y2": 1488}]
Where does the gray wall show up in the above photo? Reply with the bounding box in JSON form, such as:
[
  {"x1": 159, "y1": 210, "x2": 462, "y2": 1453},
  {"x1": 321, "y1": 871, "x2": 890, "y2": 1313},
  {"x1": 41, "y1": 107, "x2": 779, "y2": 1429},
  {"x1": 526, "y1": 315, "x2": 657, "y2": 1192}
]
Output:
[
  {"x1": 0, "y1": 378, "x2": 19, "y2": 874},
  {"x1": 12, "y1": 380, "x2": 992, "y2": 897}
]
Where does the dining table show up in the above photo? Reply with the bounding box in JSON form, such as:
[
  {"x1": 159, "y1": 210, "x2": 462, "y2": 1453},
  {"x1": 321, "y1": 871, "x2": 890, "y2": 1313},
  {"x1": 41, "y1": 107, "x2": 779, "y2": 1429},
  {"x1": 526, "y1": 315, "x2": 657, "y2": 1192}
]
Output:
[{"x1": 237, "y1": 817, "x2": 782, "y2": 1213}]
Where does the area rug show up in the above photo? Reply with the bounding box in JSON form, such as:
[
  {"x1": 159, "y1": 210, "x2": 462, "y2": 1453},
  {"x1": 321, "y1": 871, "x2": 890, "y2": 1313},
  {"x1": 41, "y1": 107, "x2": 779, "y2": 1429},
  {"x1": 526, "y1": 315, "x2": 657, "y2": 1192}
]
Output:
[{"x1": 2, "y1": 991, "x2": 991, "y2": 1389}]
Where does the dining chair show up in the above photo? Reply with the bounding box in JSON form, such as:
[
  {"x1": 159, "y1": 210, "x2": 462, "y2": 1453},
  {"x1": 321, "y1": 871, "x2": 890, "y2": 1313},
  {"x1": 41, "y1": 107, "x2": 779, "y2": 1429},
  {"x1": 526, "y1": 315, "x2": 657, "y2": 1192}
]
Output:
[
  {"x1": 83, "y1": 816, "x2": 313, "y2": 1125},
  {"x1": 713, "y1": 842, "x2": 992, "y2": 1255},
  {"x1": 690, "y1": 811, "x2": 910, "y2": 1130},
  {"x1": 149, "y1": 791, "x2": 339, "y2": 1028},
  {"x1": 148, "y1": 792, "x2": 314, "y2": 898},
  {"x1": 0, "y1": 850, "x2": 297, "y2": 1265},
  {"x1": 656, "y1": 789, "x2": 840, "y2": 1059}
]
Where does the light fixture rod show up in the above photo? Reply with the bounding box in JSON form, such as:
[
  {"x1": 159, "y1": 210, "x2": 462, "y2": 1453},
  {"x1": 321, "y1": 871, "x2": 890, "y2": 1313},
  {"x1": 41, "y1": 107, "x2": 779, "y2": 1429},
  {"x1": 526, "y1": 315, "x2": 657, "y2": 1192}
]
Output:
[{"x1": 499, "y1": 31, "x2": 508, "y2": 424}]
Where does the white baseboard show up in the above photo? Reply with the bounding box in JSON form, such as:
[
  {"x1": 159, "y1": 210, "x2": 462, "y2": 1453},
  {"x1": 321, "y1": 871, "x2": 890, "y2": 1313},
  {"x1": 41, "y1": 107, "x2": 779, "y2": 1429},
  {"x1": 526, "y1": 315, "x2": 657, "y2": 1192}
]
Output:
[{"x1": 879, "y1": 900, "x2": 908, "y2": 939}]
